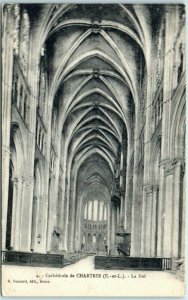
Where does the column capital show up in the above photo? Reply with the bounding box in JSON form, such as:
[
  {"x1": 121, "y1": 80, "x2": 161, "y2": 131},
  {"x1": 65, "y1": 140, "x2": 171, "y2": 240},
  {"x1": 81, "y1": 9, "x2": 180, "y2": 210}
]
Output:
[
  {"x1": 165, "y1": 4, "x2": 179, "y2": 15},
  {"x1": 120, "y1": 169, "x2": 124, "y2": 176},
  {"x1": 164, "y1": 161, "x2": 175, "y2": 176},
  {"x1": 120, "y1": 188, "x2": 125, "y2": 196},
  {"x1": 38, "y1": 196, "x2": 47, "y2": 203},
  {"x1": 159, "y1": 158, "x2": 169, "y2": 167},
  {"x1": 2, "y1": 145, "x2": 11, "y2": 154},
  {"x1": 12, "y1": 177, "x2": 18, "y2": 183},
  {"x1": 13, "y1": 176, "x2": 24, "y2": 183},
  {"x1": 152, "y1": 185, "x2": 159, "y2": 192},
  {"x1": 173, "y1": 158, "x2": 185, "y2": 177},
  {"x1": 144, "y1": 184, "x2": 159, "y2": 195},
  {"x1": 162, "y1": 158, "x2": 185, "y2": 176},
  {"x1": 4, "y1": 3, "x2": 15, "y2": 14},
  {"x1": 172, "y1": 157, "x2": 185, "y2": 166},
  {"x1": 51, "y1": 208, "x2": 56, "y2": 213},
  {"x1": 21, "y1": 175, "x2": 34, "y2": 186},
  {"x1": 33, "y1": 196, "x2": 38, "y2": 203},
  {"x1": 144, "y1": 184, "x2": 153, "y2": 195}
]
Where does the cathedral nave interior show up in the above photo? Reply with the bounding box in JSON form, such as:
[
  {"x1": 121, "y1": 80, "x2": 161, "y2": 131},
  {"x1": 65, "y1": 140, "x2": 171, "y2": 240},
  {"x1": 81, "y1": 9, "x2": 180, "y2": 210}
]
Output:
[{"x1": 2, "y1": 4, "x2": 185, "y2": 279}]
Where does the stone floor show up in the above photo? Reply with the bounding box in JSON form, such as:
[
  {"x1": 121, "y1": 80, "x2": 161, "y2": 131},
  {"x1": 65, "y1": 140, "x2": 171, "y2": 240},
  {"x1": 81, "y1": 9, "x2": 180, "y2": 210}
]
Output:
[{"x1": 2, "y1": 256, "x2": 185, "y2": 297}]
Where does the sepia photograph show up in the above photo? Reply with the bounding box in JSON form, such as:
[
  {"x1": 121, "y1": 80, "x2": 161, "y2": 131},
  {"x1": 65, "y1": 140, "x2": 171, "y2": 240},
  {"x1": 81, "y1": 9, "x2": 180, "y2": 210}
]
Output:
[{"x1": 1, "y1": 3, "x2": 186, "y2": 297}]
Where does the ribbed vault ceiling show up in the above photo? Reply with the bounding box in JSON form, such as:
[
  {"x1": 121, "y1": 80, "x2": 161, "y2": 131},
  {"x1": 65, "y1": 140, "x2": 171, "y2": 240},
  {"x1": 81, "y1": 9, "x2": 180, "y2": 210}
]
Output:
[{"x1": 41, "y1": 4, "x2": 149, "y2": 206}]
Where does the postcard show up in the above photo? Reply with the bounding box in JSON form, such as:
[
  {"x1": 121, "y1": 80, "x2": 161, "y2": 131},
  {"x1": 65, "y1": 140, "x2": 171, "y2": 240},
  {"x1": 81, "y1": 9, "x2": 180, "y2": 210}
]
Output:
[{"x1": 1, "y1": 3, "x2": 186, "y2": 297}]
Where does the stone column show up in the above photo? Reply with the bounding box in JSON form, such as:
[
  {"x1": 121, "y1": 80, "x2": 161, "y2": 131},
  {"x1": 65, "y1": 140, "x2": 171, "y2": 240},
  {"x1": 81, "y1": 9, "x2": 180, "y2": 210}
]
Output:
[
  {"x1": 74, "y1": 197, "x2": 82, "y2": 251},
  {"x1": 33, "y1": 194, "x2": 48, "y2": 253},
  {"x1": 131, "y1": 139, "x2": 142, "y2": 256},
  {"x1": 62, "y1": 193, "x2": 68, "y2": 252},
  {"x1": 10, "y1": 177, "x2": 18, "y2": 249},
  {"x1": 111, "y1": 203, "x2": 116, "y2": 255},
  {"x1": 172, "y1": 159, "x2": 185, "y2": 258},
  {"x1": 115, "y1": 204, "x2": 118, "y2": 255},
  {"x1": 2, "y1": 147, "x2": 11, "y2": 250},
  {"x1": 157, "y1": 8, "x2": 179, "y2": 257},
  {"x1": 156, "y1": 161, "x2": 165, "y2": 257},
  {"x1": 163, "y1": 161, "x2": 174, "y2": 257},
  {"x1": 63, "y1": 191, "x2": 69, "y2": 252},
  {"x1": 145, "y1": 185, "x2": 153, "y2": 257},
  {"x1": 30, "y1": 196, "x2": 38, "y2": 251},
  {"x1": 141, "y1": 185, "x2": 159, "y2": 258},
  {"x1": 140, "y1": 189, "x2": 147, "y2": 256},
  {"x1": 51, "y1": 155, "x2": 61, "y2": 249},
  {"x1": 33, "y1": 197, "x2": 43, "y2": 253},
  {"x1": 162, "y1": 7, "x2": 179, "y2": 154},
  {"x1": 46, "y1": 179, "x2": 54, "y2": 252},
  {"x1": 120, "y1": 143, "x2": 125, "y2": 219},
  {"x1": 92, "y1": 200, "x2": 94, "y2": 220},
  {"x1": 19, "y1": 176, "x2": 34, "y2": 251},
  {"x1": 10, "y1": 177, "x2": 23, "y2": 250},
  {"x1": 58, "y1": 185, "x2": 66, "y2": 251},
  {"x1": 181, "y1": 173, "x2": 185, "y2": 258},
  {"x1": 66, "y1": 202, "x2": 72, "y2": 252},
  {"x1": 102, "y1": 203, "x2": 105, "y2": 221},
  {"x1": 117, "y1": 204, "x2": 120, "y2": 228},
  {"x1": 47, "y1": 205, "x2": 56, "y2": 253},
  {"x1": 124, "y1": 176, "x2": 133, "y2": 233},
  {"x1": 2, "y1": 5, "x2": 15, "y2": 250},
  {"x1": 42, "y1": 195, "x2": 49, "y2": 253},
  {"x1": 150, "y1": 185, "x2": 159, "y2": 257},
  {"x1": 172, "y1": 6, "x2": 182, "y2": 92},
  {"x1": 68, "y1": 174, "x2": 78, "y2": 252},
  {"x1": 107, "y1": 204, "x2": 111, "y2": 254},
  {"x1": 15, "y1": 177, "x2": 25, "y2": 251},
  {"x1": 14, "y1": 177, "x2": 24, "y2": 251}
]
